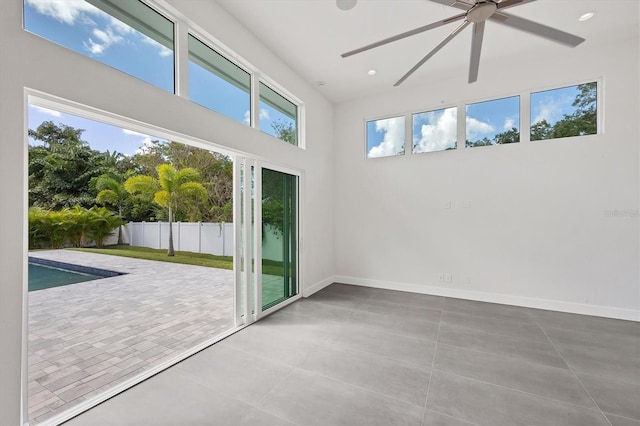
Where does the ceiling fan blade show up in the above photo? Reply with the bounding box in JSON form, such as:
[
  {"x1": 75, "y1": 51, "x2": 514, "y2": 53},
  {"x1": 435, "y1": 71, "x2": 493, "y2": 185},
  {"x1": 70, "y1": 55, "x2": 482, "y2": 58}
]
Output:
[
  {"x1": 489, "y1": 12, "x2": 585, "y2": 47},
  {"x1": 495, "y1": 0, "x2": 536, "y2": 10},
  {"x1": 468, "y1": 20, "x2": 485, "y2": 83},
  {"x1": 427, "y1": 0, "x2": 473, "y2": 11},
  {"x1": 341, "y1": 12, "x2": 466, "y2": 58},
  {"x1": 394, "y1": 20, "x2": 471, "y2": 86}
]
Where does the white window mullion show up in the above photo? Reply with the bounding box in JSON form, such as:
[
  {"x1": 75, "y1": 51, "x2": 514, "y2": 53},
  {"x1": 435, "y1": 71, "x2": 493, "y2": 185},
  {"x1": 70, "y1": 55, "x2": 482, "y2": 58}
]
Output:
[
  {"x1": 251, "y1": 74, "x2": 259, "y2": 129},
  {"x1": 174, "y1": 19, "x2": 189, "y2": 98},
  {"x1": 521, "y1": 92, "x2": 531, "y2": 143},
  {"x1": 242, "y1": 159, "x2": 253, "y2": 324},
  {"x1": 232, "y1": 156, "x2": 243, "y2": 326},
  {"x1": 457, "y1": 104, "x2": 466, "y2": 150},
  {"x1": 253, "y1": 162, "x2": 263, "y2": 319}
]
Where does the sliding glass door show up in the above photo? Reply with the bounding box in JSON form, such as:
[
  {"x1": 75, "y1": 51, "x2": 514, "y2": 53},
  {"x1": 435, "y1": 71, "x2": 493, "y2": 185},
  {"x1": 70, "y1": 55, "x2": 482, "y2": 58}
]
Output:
[
  {"x1": 261, "y1": 168, "x2": 298, "y2": 310},
  {"x1": 234, "y1": 161, "x2": 299, "y2": 323}
]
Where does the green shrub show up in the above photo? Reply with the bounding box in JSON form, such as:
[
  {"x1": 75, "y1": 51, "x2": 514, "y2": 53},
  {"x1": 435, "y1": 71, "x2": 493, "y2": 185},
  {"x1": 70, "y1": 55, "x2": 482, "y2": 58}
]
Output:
[{"x1": 28, "y1": 206, "x2": 124, "y2": 249}]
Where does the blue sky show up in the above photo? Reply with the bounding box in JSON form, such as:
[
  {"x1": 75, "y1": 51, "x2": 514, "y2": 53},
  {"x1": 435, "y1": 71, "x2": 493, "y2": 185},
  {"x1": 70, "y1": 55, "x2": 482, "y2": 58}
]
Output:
[
  {"x1": 531, "y1": 85, "x2": 581, "y2": 126},
  {"x1": 24, "y1": 0, "x2": 174, "y2": 93},
  {"x1": 466, "y1": 96, "x2": 520, "y2": 143},
  {"x1": 23, "y1": 0, "x2": 294, "y2": 141},
  {"x1": 28, "y1": 104, "x2": 167, "y2": 156}
]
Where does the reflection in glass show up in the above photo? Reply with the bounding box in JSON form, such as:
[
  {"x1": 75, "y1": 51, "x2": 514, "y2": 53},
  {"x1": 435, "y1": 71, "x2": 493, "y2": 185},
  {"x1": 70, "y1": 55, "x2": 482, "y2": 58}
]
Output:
[
  {"x1": 188, "y1": 34, "x2": 251, "y2": 125},
  {"x1": 261, "y1": 169, "x2": 297, "y2": 310},
  {"x1": 24, "y1": 0, "x2": 175, "y2": 93},
  {"x1": 531, "y1": 82, "x2": 597, "y2": 141},
  {"x1": 466, "y1": 96, "x2": 520, "y2": 148},
  {"x1": 259, "y1": 83, "x2": 298, "y2": 145}
]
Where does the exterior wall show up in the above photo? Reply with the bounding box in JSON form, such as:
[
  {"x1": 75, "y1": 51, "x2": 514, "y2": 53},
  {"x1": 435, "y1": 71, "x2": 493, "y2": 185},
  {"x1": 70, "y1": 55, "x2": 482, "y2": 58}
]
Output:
[
  {"x1": 0, "y1": 0, "x2": 334, "y2": 423},
  {"x1": 334, "y1": 34, "x2": 639, "y2": 321}
]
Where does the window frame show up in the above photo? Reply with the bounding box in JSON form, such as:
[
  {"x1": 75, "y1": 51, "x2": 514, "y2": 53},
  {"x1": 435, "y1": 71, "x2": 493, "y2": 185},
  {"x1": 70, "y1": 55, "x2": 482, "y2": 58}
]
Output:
[
  {"x1": 258, "y1": 80, "x2": 300, "y2": 146},
  {"x1": 529, "y1": 79, "x2": 601, "y2": 142},
  {"x1": 411, "y1": 105, "x2": 458, "y2": 154},
  {"x1": 464, "y1": 94, "x2": 521, "y2": 149},
  {"x1": 364, "y1": 114, "x2": 407, "y2": 159}
]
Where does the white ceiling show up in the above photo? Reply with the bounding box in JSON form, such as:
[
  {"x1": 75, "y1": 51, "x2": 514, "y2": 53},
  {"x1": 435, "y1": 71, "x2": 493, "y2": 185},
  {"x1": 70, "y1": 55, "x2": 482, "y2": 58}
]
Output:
[{"x1": 216, "y1": 0, "x2": 639, "y2": 103}]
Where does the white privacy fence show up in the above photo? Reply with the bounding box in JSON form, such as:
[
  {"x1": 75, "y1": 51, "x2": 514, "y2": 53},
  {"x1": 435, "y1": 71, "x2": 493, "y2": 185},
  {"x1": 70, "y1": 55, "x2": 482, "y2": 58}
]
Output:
[
  {"x1": 126, "y1": 222, "x2": 234, "y2": 257},
  {"x1": 106, "y1": 222, "x2": 284, "y2": 260}
]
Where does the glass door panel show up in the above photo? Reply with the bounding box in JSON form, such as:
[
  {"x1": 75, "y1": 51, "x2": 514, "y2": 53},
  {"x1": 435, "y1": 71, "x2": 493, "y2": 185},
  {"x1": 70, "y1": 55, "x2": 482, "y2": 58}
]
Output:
[{"x1": 261, "y1": 168, "x2": 298, "y2": 310}]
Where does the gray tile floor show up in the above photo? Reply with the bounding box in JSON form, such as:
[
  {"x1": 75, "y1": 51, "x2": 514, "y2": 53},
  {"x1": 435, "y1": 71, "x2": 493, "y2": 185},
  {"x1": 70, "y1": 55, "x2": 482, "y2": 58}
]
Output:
[{"x1": 66, "y1": 283, "x2": 640, "y2": 426}]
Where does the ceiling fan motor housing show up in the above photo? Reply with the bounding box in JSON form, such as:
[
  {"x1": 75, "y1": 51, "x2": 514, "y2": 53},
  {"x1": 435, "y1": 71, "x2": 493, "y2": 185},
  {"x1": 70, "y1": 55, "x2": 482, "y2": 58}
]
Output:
[{"x1": 467, "y1": 1, "x2": 498, "y2": 23}]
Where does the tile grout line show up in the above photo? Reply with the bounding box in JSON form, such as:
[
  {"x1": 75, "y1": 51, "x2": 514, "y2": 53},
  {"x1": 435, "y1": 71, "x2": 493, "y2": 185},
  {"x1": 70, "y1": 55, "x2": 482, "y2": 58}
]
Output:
[
  {"x1": 434, "y1": 340, "x2": 569, "y2": 372},
  {"x1": 420, "y1": 309, "x2": 443, "y2": 426},
  {"x1": 431, "y1": 367, "x2": 608, "y2": 414},
  {"x1": 440, "y1": 318, "x2": 551, "y2": 345},
  {"x1": 533, "y1": 317, "x2": 614, "y2": 426},
  {"x1": 253, "y1": 368, "x2": 301, "y2": 426}
]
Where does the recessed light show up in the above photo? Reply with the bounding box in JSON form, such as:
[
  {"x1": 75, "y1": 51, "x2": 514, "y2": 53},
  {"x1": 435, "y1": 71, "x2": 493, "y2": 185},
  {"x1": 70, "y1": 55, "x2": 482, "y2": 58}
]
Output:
[
  {"x1": 367, "y1": 69, "x2": 377, "y2": 76},
  {"x1": 579, "y1": 12, "x2": 595, "y2": 22}
]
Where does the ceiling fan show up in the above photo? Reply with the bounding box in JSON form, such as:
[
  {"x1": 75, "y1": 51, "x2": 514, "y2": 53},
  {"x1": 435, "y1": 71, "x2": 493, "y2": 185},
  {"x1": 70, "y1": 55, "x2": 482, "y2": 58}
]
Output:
[{"x1": 340, "y1": 0, "x2": 585, "y2": 86}]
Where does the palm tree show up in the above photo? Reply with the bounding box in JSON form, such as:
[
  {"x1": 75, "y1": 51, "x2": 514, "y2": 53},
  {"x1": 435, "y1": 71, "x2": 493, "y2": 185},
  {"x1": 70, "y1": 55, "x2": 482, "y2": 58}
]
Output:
[
  {"x1": 125, "y1": 164, "x2": 206, "y2": 256},
  {"x1": 95, "y1": 174, "x2": 127, "y2": 244}
]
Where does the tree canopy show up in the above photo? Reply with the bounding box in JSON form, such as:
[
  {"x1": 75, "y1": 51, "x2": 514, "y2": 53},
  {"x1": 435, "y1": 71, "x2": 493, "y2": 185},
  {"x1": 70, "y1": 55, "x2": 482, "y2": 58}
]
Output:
[
  {"x1": 531, "y1": 82, "x2": 597, "y2": 141},
  {"x1": 28, "y1": 122, "x2": 234, "y2": 225}
]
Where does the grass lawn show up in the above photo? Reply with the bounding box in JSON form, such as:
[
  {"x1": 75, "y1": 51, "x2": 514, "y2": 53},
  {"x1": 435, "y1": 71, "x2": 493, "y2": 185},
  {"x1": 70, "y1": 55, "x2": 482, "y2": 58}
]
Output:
[
  {"x1": 70, "y1": 245, "x2": 233, "y2": 270},
  {"x1": 69, "y1": 245, "x2": 286, "y2": 276}
]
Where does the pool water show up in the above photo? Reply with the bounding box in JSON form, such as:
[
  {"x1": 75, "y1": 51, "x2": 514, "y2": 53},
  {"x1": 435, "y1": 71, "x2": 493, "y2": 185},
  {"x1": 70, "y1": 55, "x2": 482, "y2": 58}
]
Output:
[{"x1": 28, "y1": 263, "x2": 102, "y2": 292}]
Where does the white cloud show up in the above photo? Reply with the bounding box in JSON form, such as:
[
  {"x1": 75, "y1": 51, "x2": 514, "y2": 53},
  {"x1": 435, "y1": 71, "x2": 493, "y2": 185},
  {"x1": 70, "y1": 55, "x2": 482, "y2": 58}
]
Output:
[
  {"x1": 83, "y1": 27, "x2": 124, "y2": 55},
  {"x1": 109, "y1": 16, "x2": 135, "y2": 35},
  {"x1": 83, "y1": 38, "x2": 105, "y2": 55},
  {"x1": 92, "y1": 28, "x2": 122, "y2": 44},
  {"x1": 122, "y1": 129, "x2": 159, "y2": 155},
  {"x1": 140, "y1": 34, "x2": 173, "y2": 57},
  {"x1": 532, "y1": 98, "x2": 566, "y2": 125},
  {"x1": 31, "y1": 105, "x2": 62, "y2": 117},
  {"x1": 25, "y1": 0, "x2": 102, "y2": 25},
  {"x1": 242, "y1": 109, "x2": 269, "y2": 126},
  {"x1": 503, "y1": 117, "x2": 516, "y2": 130},
  {"x1": 122, "y1": 129, "x2": 151, "y2": 138},
  {"x1": 135, "y1": 137, "x2": 156, "y2": 155},
  {"x1": 368, "y1": 117, "x2": 404, "y2": 158},
  {"x1": 413, "y1": 108, "x2": 457, "y2": 153},
  {"x1": 465, "y1": 116, "x2": 494, "y2": 140}
]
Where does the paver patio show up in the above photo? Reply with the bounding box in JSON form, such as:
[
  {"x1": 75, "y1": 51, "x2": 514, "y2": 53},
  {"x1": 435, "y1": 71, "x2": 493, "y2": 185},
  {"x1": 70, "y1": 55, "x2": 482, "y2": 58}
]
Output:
[{"x1": 27, "y1": 250, "x2": 235, "y2": 424}]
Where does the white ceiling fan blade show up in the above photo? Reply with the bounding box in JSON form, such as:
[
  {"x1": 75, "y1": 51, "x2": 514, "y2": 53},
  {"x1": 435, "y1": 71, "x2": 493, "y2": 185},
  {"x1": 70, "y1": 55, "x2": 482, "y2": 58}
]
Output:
[
  {"x1": 495, "y1": 0, "x2": 537, "y2": 11},
  {"x1": 489, "y1": 12, "x2": 585, "y2": 47},
  {"x1": 469, "y1": 20, "x2": 485, "y2": 83},
  {"x1": 394, "y1": 20, "x2": 471, "y2": 86},
  {"x1": 341, "y1": 13, "x2": 466, "y2": 58}
]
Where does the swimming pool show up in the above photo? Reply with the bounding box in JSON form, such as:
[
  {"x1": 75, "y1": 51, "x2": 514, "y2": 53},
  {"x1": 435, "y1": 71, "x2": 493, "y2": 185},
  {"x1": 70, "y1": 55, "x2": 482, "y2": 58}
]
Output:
[{"x1": 28, "y1": 257, "x2": 123, "y2": 292}]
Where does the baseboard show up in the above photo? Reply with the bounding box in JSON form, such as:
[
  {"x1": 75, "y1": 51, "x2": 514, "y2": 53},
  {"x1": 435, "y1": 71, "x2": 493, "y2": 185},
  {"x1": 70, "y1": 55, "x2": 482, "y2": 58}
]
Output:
[
  {"x1": 302, "y1": 275, "x2": 335, "y2": 298},
  {"x1": 333, "y1": 275, "x2": 640, "y2": 322}
]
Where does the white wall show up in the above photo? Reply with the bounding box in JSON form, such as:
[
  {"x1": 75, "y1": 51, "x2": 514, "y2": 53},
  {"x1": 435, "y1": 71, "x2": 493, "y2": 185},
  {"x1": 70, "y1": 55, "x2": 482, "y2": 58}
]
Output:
[
  {"x1": 0, "y1": 0, "x2": 334, "y2": 423},
  {"x1": 334, "y1": 36, "x2": 639, "y2": 321}
]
